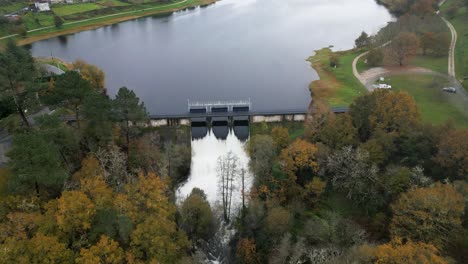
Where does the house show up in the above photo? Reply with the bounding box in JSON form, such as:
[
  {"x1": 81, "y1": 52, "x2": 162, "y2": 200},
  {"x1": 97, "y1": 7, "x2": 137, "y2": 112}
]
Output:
[
  {"x1": 34, "y1": 2, "x2": 51, "y2": 12},
  {"x1": 49, "y1": 0, "x2": 64, "y2": 4}
]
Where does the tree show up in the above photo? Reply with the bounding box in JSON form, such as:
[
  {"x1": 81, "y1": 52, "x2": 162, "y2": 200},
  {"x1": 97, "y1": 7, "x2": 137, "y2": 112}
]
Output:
[
  {"x1": 410, "y1": 0, "x2": 435, "y2": 17},
  {"x1": 73, "y1": 59, "x2": 106, "y2": 90},
  {"x1": 112, "y1": 87, "x2": 147, "y2": 160},
  {"x1": 55, "y1": 190, "x2": 96, "y2": 236},
  {"x1": 54, "y1": 15, "x2": 63, "y2": 28},
  {"x1": 420, "y1": 32, "x2": 436, "y2": 55},
  {"x1": 355, "y1": 31, "x2": 370, "y2": 49},
  {"x1": 305, "y1": 99, "x2": 334, "y2": 141},
  {"x1": 217, "y1": 151, "x2": 240, "y2": 222},
  {"x1": 76, "y1": 235, "x2": 125, "y2": 264},
  {"x1": 361, "y1": 238, "x2": 448, "y2": 264},
  {"x1": 236, "y1": 238, "x2": 260, "y2": 264},
  {"x1": 49, "y1": 71, "x2": 93, "y2": 129},
  {"x1": 0, "y1": 233, "x2": 73, "y2": 264},
  {"x1": 7, "y1": 131, "x2": 68, "y2": 198},
  {"x1": 271, "y1": 127, "x2": 290, "y2": 152},
  {"x1": 388, "y1": 32, "x2": 420, "y2": 66},
  {"x1": 247, "y1": 135, "x2": 276, "y2": 185},
  {"x1": 0, "y1": 41, "x2": 40, "y2": 127},
  {"x1": 278, "y1": 139, "x2": 318, "y2": 186},
  {"x1": 316, "y1": 114, "x2": 357, "y2": 149},
  {"x1": 390, "y1": 183, "x2": 464, "y2": 249},
  {"x1": 432, "y1": 32, "x2": 450, "y2": 57},
  {"x1": 265, "y1": 206, "x2": 292, "y2": 238},
  {"x1": 179, "y1": 188, "x2": 217, "y2": 242},
  {"x1": 82, "y1": 92, "x2": 114, "y2": 150},
  {"x1": 327, "y1": 146, "x2": 382, "y2": 210},
  {"x1": 365, "y1": 48, "x2": 384, "y2": 66},
  {"x1": 434, "y1": 129, "x2": 468, "y2": 180}
]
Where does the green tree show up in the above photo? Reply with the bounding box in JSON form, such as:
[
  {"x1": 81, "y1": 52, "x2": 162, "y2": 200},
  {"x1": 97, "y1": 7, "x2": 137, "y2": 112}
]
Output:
[
  {"x1": 54, "y1": 15, "x2": 63, "y2": 28},
  {"x1": 49, "y1": 71, "x2": 93, "y2": 129},
  {"x1": 434, "y1": 129, "x2": 468, "y2": 180},
  {"x1": 82, "y1": 92, "x2": 114, "y2": 150},
  {"x1": 365, "y1": 48, "x2": 384, "y2": 66},
  {"x1": 112, "y1": 87, "x2": 147, "y2": 159},
  {"x1": 355, "y1": 31, "x2": 370, "y2": 49},
  {"x1": 179, "y1": 188, "x2": 217, "y2": 242},
  {"x1": 0, "y1": 41, "x2": 40, "y2": 128},
  {"x1": 247, "y1": 135, "x2": 276, "y2": 185},
  {"x1": 7, "y1": 132, "x2": 68, "y2": 198}
]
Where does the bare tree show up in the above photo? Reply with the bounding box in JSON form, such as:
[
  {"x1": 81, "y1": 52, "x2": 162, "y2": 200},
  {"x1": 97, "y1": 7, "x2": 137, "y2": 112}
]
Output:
[{"x1": 217, "y1": 151, "x2": 239, "y2": 222}]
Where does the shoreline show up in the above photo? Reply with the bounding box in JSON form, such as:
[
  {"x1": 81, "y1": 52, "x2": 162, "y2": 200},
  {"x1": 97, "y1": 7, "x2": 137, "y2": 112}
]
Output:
[{"x1": 10, "y1": 0, "x2": 218, "y2": 45}]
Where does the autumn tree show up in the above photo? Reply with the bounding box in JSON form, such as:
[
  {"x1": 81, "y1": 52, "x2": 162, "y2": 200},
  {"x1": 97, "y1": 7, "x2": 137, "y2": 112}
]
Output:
[
  {"x1": 236, "y1": 238, "x2": 260, "y2": 264},
  {"x1": 305, "y1": 99, "x2": 334, "y2": 141},
  {"x1": 179, "y1": 188, "x2": 217, "y2": 242},
  {"x1": 390, "y1": 183, "x2": 464, "y2": 249},
  {"x1": 25, "y1": 233, "x2": 73, "y2": 263},
  {"x1": 434, "y1": 129, "x2": 468, "y2": 180},
  {"x1": 55, "y1": 190, "x2": 96, "y2": 237},
  {"x1": 126, "y1": 173, "x2": 189, "y2": 262},
  {"x1": 316, "y1": 114, "x2": 357, "y2": 149},
  {"x1": 388, "y1": 32, "x2": 420, "y2": 66},
  {"x1": 279, "y1": 139, "x2": 318, "y2": 186},
  {"x1": 76, "y1": 235, "x2": 125, "y2": 264},
  {"x1": 410, "y1": 0, "x2": 435, "y2": 17},
  {"x1": 0, "y1": 41, "x2": 40, "y2": 127},
  {"x1": 271, "y1": 127, "x2": 290, "y2": 152},
  {"x1": 73, "y1": 59, "x2": 106, "y2": 90}
]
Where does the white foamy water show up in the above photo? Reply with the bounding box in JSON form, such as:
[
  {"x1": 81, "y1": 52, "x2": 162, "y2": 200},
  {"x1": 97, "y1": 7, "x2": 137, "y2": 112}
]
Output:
[{"x1": 178, "y1": 130, "x2": 252, "y2": 210}]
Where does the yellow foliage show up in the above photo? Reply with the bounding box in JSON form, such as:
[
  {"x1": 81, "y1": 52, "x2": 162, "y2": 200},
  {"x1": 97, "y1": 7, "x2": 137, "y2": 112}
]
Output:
[
  {"x1": 390, "y1": 183, "x2": 464, "y2": 249},
  {"x1": 361, "y1": 238, "x2": 448, "y2": 264},
  {"x1": 56, "y1": 190, "x2": 96, "y2": 234},
  {"x1": 73, "y1": 59, "x2": 106, "y2": 89},
  {"x1": 279, "y1": 139, "x2": 318, "y2": 179},
  {"x1": 236, "y1": 238, "x2": 260, "y2": 264},
  {"x1": 305, "y1": 177, "x2": 326, "y2": 203},
  {"x1": 73, "y1": 155, "x2": 104, "y2": 182},
  {"x1": 77, "y1": 235, "x2": 125, "y2": 264}
]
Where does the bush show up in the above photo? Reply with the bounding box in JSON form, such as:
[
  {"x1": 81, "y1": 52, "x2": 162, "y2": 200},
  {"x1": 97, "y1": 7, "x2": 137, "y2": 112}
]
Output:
[
  {"x1": 54, "y1": 15, "x2": 63, "y2": 28},
  {"x1": 329, "y1": 53, "x2": 339, "y2": 68},
  {"x1": 366, "y1": 48, "x2": 384, "y2": 67}
]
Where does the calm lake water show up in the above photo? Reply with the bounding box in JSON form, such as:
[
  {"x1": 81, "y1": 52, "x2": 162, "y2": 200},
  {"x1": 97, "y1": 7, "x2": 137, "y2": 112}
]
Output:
[{"x1": 31, "y1": 0, "x2": 392, "y2": 115}]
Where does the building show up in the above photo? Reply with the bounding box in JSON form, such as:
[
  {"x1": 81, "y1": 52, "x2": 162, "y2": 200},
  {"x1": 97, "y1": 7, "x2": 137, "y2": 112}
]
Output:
[{"x1": 34, "y1": 2, "x2": 51, "y2": 12}]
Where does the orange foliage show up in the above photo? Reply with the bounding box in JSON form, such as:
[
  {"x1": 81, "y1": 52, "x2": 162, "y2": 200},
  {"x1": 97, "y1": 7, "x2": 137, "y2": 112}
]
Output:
[
  {"x1": 236, "y1": 238, "x2": 260, "y2": 264},
  {"x1": 56, "y1": 190, "x2": 96, "y2": 234},
  {"x1": 77, "y1": 235, "x2": 125, "y2": 264}
]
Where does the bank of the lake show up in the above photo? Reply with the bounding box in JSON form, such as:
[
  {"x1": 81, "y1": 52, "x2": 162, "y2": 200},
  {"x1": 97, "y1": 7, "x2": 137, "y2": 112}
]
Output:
[{"x1": 9, "y1": 0, "x2": 218, "y2": 45}]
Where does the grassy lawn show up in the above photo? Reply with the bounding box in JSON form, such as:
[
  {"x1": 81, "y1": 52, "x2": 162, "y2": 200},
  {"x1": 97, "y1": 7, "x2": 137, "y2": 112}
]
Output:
[
  {"x1": 0, "y1": 2, "x2": 27, "y2": 15},
  {"x1": 308, "y1": 48, "x2": 367, "y2": 107},
  {"x1": 97, "y1": 0, "x2": 130, "y2": 7},
  {"x1": 386, "y1": 74, "x2": 468, "y2": 128},
  {"x1": 411, "y1": 55, "x2": 448, "y2": 74},
  {"x1": 52, "y1": 3, "x2": 104, "y2": 16},
  {"x1": 442, "y1": 0, "x2": 468, "y2": 91},
  {"x1": 22, "y1": 13, "x2": 55, "y2": 29}
]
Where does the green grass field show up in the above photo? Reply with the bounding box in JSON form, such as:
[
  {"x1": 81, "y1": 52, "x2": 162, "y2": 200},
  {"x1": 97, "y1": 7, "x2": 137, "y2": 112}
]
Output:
[
  {"x1": 308, "y1": 49, "x2": 367, "y2": 107},
  {"x1": 0, "y1": 2, "x2": 27, "y2": 15},
  {"x1": 442, "y1": 0, "x2": 468, "y2": 91},
  {"x1": 52, "y1": 3, "x2": 104, "y2": 16},
  {"x1": 411, "y1": 55, "x2": 448, "y2": 74},
  {"x1": 251, "y1": 121, "x2": 305, "y2": 140},
  {"x1": 386, "y1": 75, "x2": 468, "y2": 128},
  {"x1": 22, "y1": 13, "x2": 55, "y2": 29},
  {"x1": 97, "y1": 0, "x2": 130, "y2": 7}
]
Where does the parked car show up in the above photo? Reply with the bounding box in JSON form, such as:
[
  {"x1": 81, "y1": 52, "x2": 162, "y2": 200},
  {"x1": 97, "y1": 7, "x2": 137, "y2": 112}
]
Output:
[
  {"x1": 373, "y1": 83, "x2": 392, "y2": 89},
  {"x1": 442, "y1": 87, "x2": 456, "y2": 93}
]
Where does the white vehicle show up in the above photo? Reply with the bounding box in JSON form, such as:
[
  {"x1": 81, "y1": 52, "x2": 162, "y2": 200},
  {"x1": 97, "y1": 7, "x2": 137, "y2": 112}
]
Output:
[
  {"x1": 373, "y1": 83, "x2": 392, "y2": 89},
  {"x1": 442, "y1": 87, "x2": 456, "y2": 93}
]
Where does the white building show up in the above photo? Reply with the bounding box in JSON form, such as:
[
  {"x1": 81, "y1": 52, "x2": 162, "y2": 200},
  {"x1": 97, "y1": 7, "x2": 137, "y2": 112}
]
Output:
[{"x1": 34, "y1": 2, "x2": 51, "y2": 12}]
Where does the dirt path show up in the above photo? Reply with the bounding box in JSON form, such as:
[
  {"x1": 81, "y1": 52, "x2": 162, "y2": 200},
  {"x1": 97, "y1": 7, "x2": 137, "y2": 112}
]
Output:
[
  {"x1": 360, "y1": 66, "x2": 435, "y2": 91},
  {"x1": 441, "y1": 16, "x2": 457, "y2": 78}
]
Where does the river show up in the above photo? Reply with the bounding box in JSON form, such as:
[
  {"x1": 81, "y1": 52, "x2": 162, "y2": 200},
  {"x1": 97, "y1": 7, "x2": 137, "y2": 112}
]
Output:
[
  {"x1": 30, "y1": 0, "x2": 392, "y2": 115},
  {"x1": 30, "y1": 1, "x2": 392, "y2": 260}
]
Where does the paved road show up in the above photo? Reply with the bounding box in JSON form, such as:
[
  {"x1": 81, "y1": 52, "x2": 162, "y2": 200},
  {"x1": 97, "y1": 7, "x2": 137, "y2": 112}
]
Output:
[{"x1": 0, "y1": 0, "x2": 189, "y2": 41}]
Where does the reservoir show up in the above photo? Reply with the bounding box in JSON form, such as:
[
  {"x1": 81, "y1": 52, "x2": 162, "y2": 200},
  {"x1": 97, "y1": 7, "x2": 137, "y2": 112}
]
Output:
[{"x1": 30, "y1": 0, "x2": 392, "y2": 115}]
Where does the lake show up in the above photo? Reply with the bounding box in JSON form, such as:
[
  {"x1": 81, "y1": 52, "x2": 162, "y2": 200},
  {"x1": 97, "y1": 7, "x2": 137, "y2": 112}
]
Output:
[{"x1": 31, "y1": 0, "x2": 392, "y2": 115}]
